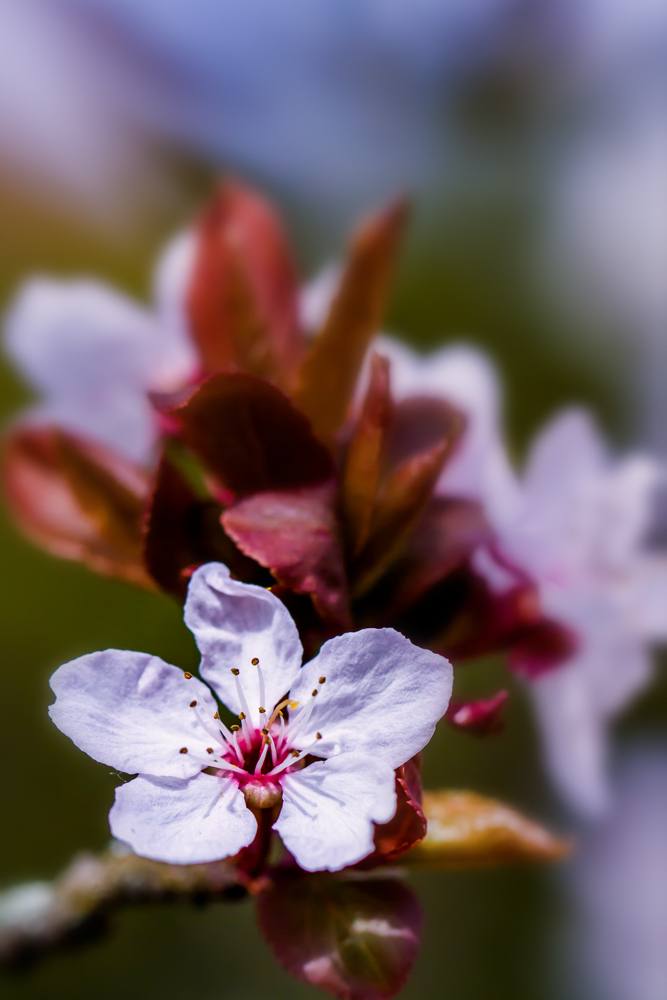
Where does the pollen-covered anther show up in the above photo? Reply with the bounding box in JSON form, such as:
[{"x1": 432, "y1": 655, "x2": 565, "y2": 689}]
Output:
[
  {"x1": 316, "y1": 733, "x2": 322, "y2": 739},
  {"x1": 230, "y1": 724, "x2": 240, "y2": 732},
  {"x1": 319, "y1": 677, "x2": 326, "y2": 684},
  {"x1": 251, "y1": 657, "x2": 259, "y2": 666},
  {"x1": 312, "y1": 689, "x2": 318, "y2": 697},
  {"x1": 206, "y1": 748, "x2": 214, "y2": 754},
  {"x1": 239, "y1": 712, "x2": 246, "y2": 720},
  {"x1": 261, "y1": 728, "x2": 269, "y2": 735},
  {"x1": 213, "y1": 712, "x2": 219, "y2": 720},
  {"x1": 179, "y1": 747, "x2": 188, "y2": 754},
  {"x1": 259, "y1": 707, "x2": 266, "y2": 714},
  {"x1": 183, "y1": 672, "x2": 193, "y2": 680},
  {"x1": 231, "y1": 668, "x2": 240, "y2": 676},
  {"x1": 189, "y1": 700, "x2": 197, "y2": 708}
]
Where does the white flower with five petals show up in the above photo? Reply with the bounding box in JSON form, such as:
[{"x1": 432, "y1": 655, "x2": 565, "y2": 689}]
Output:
[{"x1": 49, "y1": 562, "x2": 453, "y2": 871}]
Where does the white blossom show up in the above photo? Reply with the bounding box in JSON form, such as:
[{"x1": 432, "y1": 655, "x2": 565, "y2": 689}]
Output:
[
  {"x1": 49, "y1": 562, "x2": 452, "y2": 871},
  {"x1": 4, "y1": 233, "x2": 198, "y2": 465},
  {"x1": 375, "y1": 335, "x2": 667, "y2": 816}
]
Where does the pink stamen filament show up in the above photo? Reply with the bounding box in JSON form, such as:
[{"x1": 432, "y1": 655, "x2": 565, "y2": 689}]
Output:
[
  {"x1": 228, "y1": 729, "x2": 245, "y2": 765},
  {"x1": 267, "y1": 732, "x2": 278, "y2": 767},
  {"x1": 268, "y1": 744, "x2": 313, "y2": 776},
  {"x1": 254, "y1": 739, "x2": 270, "y2": 775}
]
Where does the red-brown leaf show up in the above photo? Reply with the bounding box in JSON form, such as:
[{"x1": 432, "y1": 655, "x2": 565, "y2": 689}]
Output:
[
  {"x1": 256, "y1": 869, "x2": 422, "y2": 1000},
  {"x1": 340, "y1": 353, "x2": 392, "y2": 556},
  {"x1": 351, "y1": 439, "x2": 453, "y2": 598},
  {"x1": 3, "y1": 426, "x2": 152, "y2": 587},
  {"x1": 222, "y1": 483, "x2": 350, "y2": 630},
  {"x1": 292, "y1": 199, "x2": 408, "y2": 442},
  {"x1": 143, "y1": 452, "x2": 268, "y2": 599},
  {"x1": 376, "y1": 498, "x2": 491, "y2": 619},
  {"x1": 173, "y1": 373, "x2": 333, "y2": 499},
  {"x1": 187, "y1": 179, "x2": 303, "y2": 381}
]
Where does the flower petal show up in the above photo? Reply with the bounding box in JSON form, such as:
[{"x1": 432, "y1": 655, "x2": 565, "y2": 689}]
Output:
[
  {"x1": 49, "y1": 649, "x2": 219, "y2": 779},
  {"x1": 274, "y1": 753, "x2": 396, "y2": 872},
  {"x1": 530, "y1": 662, "x2": 610, "y2": 818},
  {"x1": 289, "y1": 628, "x2": 452, "y2": 769},
  {"x1": 109, "y1": 772, "x2": 257, "y2": 864},
  {"x1": 184, "y1": 562, "x2": 303, "y2": 723},
  {"x1": 5, "y1": 278, "x2": 161, "y2": 464},
  {"x1": 376, "y1": 337, "x2": 515, "y2": 510}
]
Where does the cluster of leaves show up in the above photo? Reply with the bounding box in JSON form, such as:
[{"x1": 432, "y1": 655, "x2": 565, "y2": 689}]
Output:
[
  {"x1": 4, "y1": 182, "x2": 566, "y2": 673},
  {"x1": 1, "y1": 182, "x2": 570, "y2": 998}
]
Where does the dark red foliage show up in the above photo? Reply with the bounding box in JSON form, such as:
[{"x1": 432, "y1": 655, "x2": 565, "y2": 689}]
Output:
[
  {"x1": 143, "y1": 453, "x2": 269, "y2": 599},
  {"x1": 172, "y1": 372, "x2": 334, "y2": 498},
  {"x1": 256, "y1": 868, "x2": 422, "y2": 1000},
  {"x1": 187, "y1": 179, "x2": 303, "y2": 381},
  {"x1": 222, "y1": 482, "x2": 351, "y2": 631}
]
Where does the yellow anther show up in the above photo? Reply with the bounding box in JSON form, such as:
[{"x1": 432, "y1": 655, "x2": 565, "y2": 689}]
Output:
[
  {"x1": 189, "y1": 700, "x2": 197, "y2": 708},
  {"x1": 319, "y1": 677, "x2": 326, "y2": 684},
  {"x1": 231, "y1": 668, "x2": 240, "y2": 676},
  {"x1": 251, "y1": 657, "x2": 259, "y2": 666},
  {"x1": 183, "y1": 672, "x2": 193, "y2": 680}
]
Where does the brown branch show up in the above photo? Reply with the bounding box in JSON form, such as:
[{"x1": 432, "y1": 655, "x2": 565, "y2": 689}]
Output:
[{"x1": 0, "y1": 843, "x2": 246, "y2": 969}]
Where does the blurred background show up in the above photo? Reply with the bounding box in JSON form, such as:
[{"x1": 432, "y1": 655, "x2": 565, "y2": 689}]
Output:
[{"x1": 0, "y1": 1, "x2": 665, "y2": 998}]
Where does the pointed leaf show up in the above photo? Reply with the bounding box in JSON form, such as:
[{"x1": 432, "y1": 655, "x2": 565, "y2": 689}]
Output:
[
  {"x1": 222, "y1": 483, "x2": 350, "y2": 629},
  {"x1": 374, "y1": 498, "x2": 491, "y2": 620},
  {"x1": 350, "y1": 399, "x2": 462, "y2": 598},
  {"x1": 256, "y1": 869, "x2": 422, "y2": 1000},
  {"x1": 406, "y1": 790, "x2": 571, "y2": 868},
  {"x1": 3, "y1": 426, "x2": 152, "y2": 586},
  {"x1": 292, "y1": 200, "x2": 407, "y2": 441},
  {"x1": 341, "y1": 353, "x2": 392, "y2": 555},
  {"x1": 187, "y1": 179, "x2": 302, "y2": 380},
  {"x1": 173, "y1": 373, "x2": 333, "y2": 498},
  {"x1": 351, "y1": 441, "x2": 452, "y2": 599},
  {"x1": 143, "y1": 452, "x2": 268, "y2": 599}
]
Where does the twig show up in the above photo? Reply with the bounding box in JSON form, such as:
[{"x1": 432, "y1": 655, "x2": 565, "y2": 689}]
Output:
[{"x1": 0, "y1": 842, "x2": 245, "y2": 969}]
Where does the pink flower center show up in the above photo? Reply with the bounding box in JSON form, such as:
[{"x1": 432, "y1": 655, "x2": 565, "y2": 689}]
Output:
[{"x1": 182, "y1": 662, "x2": 325, "y2": 809}]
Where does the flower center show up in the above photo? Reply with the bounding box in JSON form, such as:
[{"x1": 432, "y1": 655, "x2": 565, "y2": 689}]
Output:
[{"x1": 182, "y1": 661, "x2": 325, "y2": 809}]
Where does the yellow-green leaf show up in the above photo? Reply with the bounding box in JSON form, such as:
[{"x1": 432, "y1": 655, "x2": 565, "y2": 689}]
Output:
[{"x1": 404, "y1": 790, "x2": 571, "y2": 869}]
